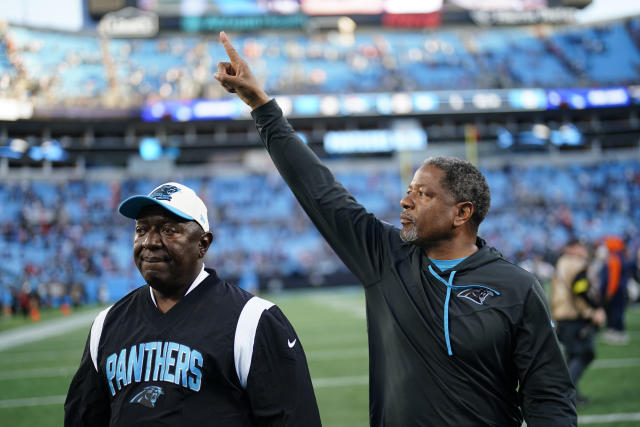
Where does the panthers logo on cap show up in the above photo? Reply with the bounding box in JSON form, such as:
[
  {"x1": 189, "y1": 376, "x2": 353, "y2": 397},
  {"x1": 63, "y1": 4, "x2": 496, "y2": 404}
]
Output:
[
  {"x1": 150, "y1": 185, "x2": 179, "y2": 201},
  {"x1": 130, "y1": 385, "x2": 164, "y2": 408}
]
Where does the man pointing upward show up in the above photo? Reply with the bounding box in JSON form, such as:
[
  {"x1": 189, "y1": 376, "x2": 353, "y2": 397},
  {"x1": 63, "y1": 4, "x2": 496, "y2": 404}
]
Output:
[{"x1": 216, "y1": 31, "x2": 576, "y2": 426}]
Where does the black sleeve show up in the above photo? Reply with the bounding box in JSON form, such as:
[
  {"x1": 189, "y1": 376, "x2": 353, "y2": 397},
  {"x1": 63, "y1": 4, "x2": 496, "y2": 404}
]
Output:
[
  {"x1": 64, "y1": 334, "x2": 111, "y2": 427},
  {"x1": 514, "y1": 282, "x2": 577, "y2": 427},
  {"x1": 245, "y1": 306, "x2": 321, "y2": 427},
  {"x1": 252, "y1": 100, "x2": 387, "y2": 287}
]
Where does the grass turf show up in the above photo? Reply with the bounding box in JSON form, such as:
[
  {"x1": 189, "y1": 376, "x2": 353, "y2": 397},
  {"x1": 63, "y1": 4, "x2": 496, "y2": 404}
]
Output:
[{"x1": 0, "y1": 287, "x2": 638, "y2": 427}]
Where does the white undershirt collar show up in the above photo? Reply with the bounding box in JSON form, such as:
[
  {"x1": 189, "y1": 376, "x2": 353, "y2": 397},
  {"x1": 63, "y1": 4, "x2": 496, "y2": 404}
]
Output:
[{"x1": 149, "y1": 264, "x2": 209, "y2": 308}]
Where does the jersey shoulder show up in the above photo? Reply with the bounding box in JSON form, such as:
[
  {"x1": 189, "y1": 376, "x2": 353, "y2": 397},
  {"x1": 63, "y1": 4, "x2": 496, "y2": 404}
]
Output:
[{"x1": 102, "y1": 284, "x2": 149, "y2": 323}]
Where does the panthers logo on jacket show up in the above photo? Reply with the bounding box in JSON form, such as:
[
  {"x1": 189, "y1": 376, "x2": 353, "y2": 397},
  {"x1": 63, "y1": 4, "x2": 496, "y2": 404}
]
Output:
[
  {"x1": 457, "y1": 288, "x2": 495, "y2": 305},
  {"x1": 130, "y1": 386, "x2": 164, "y2": 408}
]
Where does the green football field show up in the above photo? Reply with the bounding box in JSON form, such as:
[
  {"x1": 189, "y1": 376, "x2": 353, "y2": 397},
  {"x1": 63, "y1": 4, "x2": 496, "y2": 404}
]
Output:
[{"x1": 1, "y1": 287, "x2": 639, "y2": 427}]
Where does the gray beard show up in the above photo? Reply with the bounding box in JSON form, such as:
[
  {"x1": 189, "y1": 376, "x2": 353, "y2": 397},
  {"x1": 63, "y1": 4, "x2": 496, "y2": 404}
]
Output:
[{"x1": 399, "y1": 226, "x2": 418, "y2": 243}]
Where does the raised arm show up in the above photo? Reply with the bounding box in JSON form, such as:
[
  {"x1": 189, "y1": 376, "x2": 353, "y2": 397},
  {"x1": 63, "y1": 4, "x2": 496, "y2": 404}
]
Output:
[
  {"x1": 214, "y1": 32, "x2": 269, "y2": 110},
  {"x1": 215, "y1": 32, "x2": 391, "y2": 286}
]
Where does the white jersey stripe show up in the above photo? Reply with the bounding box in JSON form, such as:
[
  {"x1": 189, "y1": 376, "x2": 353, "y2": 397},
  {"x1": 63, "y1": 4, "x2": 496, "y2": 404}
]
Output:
[
  {"x1": 234, "y1": 296, "x2": 274, "y2": 388},
  {"x1": 89, "y1": 305, "x2": 113, "y2": 371}
]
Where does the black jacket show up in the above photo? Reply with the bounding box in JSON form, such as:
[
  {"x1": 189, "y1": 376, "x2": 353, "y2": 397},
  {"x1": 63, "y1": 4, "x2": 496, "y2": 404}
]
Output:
[
  {"x1": 252, "y1": 100, "x2": 576, "y2": 426},
  {"x1": 64, "y1": 269, "x2": 321, "y2": 426}
]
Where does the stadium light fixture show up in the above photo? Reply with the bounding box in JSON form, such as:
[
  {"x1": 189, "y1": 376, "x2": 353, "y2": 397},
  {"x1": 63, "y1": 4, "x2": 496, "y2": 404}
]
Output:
[
  {"x1": 337, "y1": 16, "x2": 356, "y2": 33},
  {"x1": 42, "y1": 139, "x2": 69, "y2": 161},
  {"x1": 139, "y1": 137, "x2": 163, "y2": 161},
  {"x1": 496, "y1": 127, "x2": 514, "y2": 149},
  {"x1": 26, "y1": 139, "x2": 68, "y2": 162},
  {"x1": 550, "y1": 123, "x2": 584, "y2": 146},
  {"x1": 0, "y1": 138, "x2": 31, "y2": 159}
]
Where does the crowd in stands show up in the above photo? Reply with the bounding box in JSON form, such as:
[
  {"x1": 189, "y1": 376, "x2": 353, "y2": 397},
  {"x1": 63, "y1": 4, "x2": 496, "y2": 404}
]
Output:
[
  {"x1": 1, "y1": 17, "x2": 639, "y2": 319},
  {"x1": 1, "y1": 159, "x2": 639, "y2": 316},
  {"x1": 1, "y1": 17, "x2": 640, "y2": 109}
]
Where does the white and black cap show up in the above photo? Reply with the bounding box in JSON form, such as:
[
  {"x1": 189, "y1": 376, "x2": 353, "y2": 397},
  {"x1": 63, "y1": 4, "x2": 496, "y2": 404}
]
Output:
[{"x1": 118, "y1": 182, "x2": 210, "y2": 232}]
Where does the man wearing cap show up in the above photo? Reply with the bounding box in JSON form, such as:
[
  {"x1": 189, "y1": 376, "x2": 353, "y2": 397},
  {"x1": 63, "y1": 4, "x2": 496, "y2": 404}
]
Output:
[{"x1": 64, "y1": 182, "x2": 321, "y2": 427}]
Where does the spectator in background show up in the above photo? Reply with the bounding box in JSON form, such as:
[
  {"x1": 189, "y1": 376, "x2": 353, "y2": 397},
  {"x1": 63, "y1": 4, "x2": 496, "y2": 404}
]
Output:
[
  {"x1": 632, "y1": 247, "x2": 640, "y2": 302},
  {"x1": 601, "y1": 236, "x2": 631, "y2": 344},
  {"x1": 519, "y1": 253, "x2": 555, "y2": 287},
  {"x1": 587, "y1": 243, "x2": 609, "y2": 299},
  {"x1": 1, "y1": 286, "x2": 12, "y2": 317},
  {"x1": 552, "y1": 239, "x2": 607, "y2": 406}
]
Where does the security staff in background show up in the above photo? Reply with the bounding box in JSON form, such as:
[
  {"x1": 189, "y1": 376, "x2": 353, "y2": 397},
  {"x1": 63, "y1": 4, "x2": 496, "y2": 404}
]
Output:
[
  {"x1": 552, "y1": 239, "x2": 607, "y2": 406},
  {"x1": 64, "y1": 182, "x2": 321, "y2": 426},
  {"x1": 215, "y1": 32, "x2": 576, "y2": 426}
]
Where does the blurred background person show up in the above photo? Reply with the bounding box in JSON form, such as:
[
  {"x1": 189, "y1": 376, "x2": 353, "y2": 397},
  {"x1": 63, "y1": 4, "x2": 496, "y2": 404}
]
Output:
[
  {"x1": 552, "y1": 239, "x2": 607, "y2": 406},
  {"x1": 600, "y1": 236, "x2": 632, "y2": 344}
]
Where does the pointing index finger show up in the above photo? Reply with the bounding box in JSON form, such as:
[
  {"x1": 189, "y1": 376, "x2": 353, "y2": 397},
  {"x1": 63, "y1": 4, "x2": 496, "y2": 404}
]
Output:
[{"x1": 220, "y1": 31, "x2": 242, "y2": 63}]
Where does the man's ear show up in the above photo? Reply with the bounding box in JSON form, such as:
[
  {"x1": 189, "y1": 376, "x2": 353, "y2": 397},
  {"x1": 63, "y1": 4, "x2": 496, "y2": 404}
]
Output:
[
  {"x1": 199, "y1": 231, "x2": 214, "y2": 258},
  {"x1": 453, "y1": 201, "x2": 474, "y2": 228}
]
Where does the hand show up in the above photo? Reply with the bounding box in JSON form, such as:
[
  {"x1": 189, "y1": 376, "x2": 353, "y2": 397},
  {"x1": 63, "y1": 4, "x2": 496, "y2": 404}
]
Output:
[
  {"x1": 214, "y1": 31, "x2": 270, "y2": 110},
  {"x1": 592, "y1": 308, "x2": 606, "y2": 327}
]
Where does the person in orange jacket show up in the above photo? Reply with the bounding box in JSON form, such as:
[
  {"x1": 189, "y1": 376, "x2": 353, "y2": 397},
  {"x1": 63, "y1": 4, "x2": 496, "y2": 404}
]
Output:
[{"x1": 600, "y1": 236, "x2": 631, "y2": 344}]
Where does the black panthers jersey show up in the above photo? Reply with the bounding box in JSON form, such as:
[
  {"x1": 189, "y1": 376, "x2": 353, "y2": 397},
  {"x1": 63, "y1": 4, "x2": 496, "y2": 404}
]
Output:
[{"x1": 64, "y1": 268, "x2": 321, "y2": 427}]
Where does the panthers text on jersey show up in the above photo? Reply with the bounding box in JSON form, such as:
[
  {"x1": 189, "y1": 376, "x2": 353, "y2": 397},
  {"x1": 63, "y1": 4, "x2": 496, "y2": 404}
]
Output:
[{"x1": 64, "y1": 268, "x2": 321, "y2": 427}]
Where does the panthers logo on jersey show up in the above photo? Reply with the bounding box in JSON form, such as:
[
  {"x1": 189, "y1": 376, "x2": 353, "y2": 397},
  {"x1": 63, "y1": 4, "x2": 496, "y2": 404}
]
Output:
[
  {"x1": 130, "y1": 386, "x2": 164, "y2": 408},
  {"x1": 150, "y1": 185, "x2": 179, "y2": 201}
]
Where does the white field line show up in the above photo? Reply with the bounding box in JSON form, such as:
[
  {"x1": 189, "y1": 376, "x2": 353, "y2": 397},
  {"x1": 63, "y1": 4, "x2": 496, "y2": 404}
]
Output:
[
  {"x1": 310, "y1": 295, "x2": 366, "y2": 319},
  {"x1": 597, "y1": 331, "x2": 640, "y2": 340},
  {"x1": 2, "y1": 356, "x2": 639, "y2": 383},
  {"x1": 0, "y1": 310, "x2": 100, "y2": 351},
  {"x1": 579, "y1": 412, "x2": 640, "y2": 423},
  {"x1": 2, "y1": 390, "x2": 640, "y2": 427},
  {"x1": 307, "y1": 347, "x2": 368, "y2": 360},
  {"x1": 312, "y1": 375, "x2": 368, "y2": 388},
  {"x1": 0, "y1": 366, "x2": 77, "y2": 380},
  {"x1": 0, "y1": 347, "x2": 364, "y2": 363},
  {"x1": 2, "y1": 346, "x2": 637, "y2": 366},
  {"x1": 0, "y1": 350, "x2": 80, "y2": 363},
  {"x1": 0, "y1": 377, "x2": 369, "y2": 409},
  {"x1": 591, "y1": 357, "x2": 640, "y2": 369},
  {"x1": 0, "y1": 395, "x2": 66, "y2": 408},
  {"x1": 0, "y1": 367, "x2": 369, "y2": 387}
]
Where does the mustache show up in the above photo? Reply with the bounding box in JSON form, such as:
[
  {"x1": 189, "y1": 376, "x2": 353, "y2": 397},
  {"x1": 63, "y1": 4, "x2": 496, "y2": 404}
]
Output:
[{"x1": 400, "y1": 211, "x2": 416, "y2": 222}]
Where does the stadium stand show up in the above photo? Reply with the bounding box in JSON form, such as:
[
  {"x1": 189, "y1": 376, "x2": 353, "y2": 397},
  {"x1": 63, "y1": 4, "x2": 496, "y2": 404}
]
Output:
[
  {"x1": 0, "y1": 7, "x2": 638, "y2": 311},
  {"x1": 2, "y1": 17, "x2": 640, "y2": 108},
  {"x1": 1, "y1": 158, "x2": 638, "y2": 308}
]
